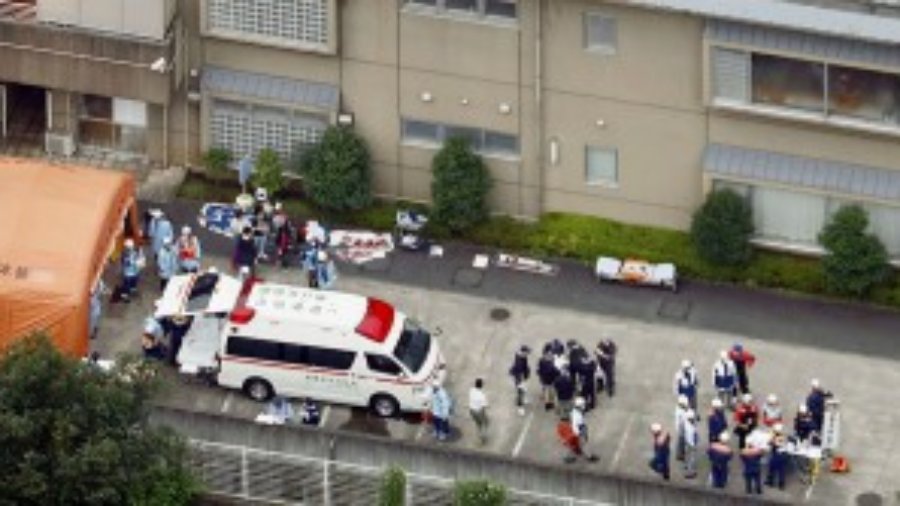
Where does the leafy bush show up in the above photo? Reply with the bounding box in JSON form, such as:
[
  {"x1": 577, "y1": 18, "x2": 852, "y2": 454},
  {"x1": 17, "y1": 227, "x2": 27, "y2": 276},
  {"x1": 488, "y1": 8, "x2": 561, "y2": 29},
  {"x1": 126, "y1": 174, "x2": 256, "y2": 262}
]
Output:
[
  {"x1": 818, "y1": 205, "x2": 889, "y2": 297},
  {"x1": 252, "y1": 148, "x2": 285, "y2": 196},
  {"x1": 453, "y1": 479, "x2": 506, "y2": 506},
  {"x1": 203, "y1": 147, "x2": 232, "y2": 185},
  {"x1": 378, "y1": 467, "x2": 406, "y2": 506},
  {"x1": 431, "y1": 137, "x2": 492, "y2": 233},
  {"x1": 297, "y1": 126, "x2": 372, "y2": 211},
  {"x1": 691, "y1": 189, "x2": 754, "y2": 266}
]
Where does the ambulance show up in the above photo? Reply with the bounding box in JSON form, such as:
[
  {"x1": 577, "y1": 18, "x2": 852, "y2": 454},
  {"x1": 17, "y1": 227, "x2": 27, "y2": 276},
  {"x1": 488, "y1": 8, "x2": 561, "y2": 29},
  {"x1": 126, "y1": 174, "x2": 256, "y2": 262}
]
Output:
[{"x1": 154, "y1": 272, "x2": 445, "y2": 418}]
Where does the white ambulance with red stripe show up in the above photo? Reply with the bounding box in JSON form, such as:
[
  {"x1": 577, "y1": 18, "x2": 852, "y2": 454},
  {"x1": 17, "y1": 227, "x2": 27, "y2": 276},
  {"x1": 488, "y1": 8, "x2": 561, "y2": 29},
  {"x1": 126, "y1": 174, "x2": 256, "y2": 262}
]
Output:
[{"x1": 212, "y1": 280, "x2": 445, "y2": 418}]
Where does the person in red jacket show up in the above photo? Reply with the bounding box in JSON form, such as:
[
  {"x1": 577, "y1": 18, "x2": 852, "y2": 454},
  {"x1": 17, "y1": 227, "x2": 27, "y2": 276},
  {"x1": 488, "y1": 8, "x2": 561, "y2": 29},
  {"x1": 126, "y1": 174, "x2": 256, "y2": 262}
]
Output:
[
  {"x1": 733, "y1": 393, "x2": 759, "y2": 450},
  {"x1": 728, "y1": 343, "x2": 756, "y2": 395}
]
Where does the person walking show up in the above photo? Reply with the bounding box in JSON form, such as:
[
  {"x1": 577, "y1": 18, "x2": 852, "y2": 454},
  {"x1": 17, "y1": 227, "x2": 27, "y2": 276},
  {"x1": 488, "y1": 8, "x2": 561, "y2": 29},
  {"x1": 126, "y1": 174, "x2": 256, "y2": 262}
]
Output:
[
  {"x1": 554, "y1": 369, "x2": 576, "y2": 420},
  {"x1": 741, "y1": 443, "x2": 765, "y2": 495},
  {"x1": 576, "y1": 353, "x2": 598, "y2": 411},
  {"x1": 674, "y1": 359, "x2": 700, "y2": 414},
  {"x1": 253, "y1": 204, "x2": 271, "y2": 262},
  {"x1": 674, "y1": 394, "x2": 690, "y2": 462},
  {"x1": 148, "y1": 209, "x2": 174, "y2": 263},
  {"x1": 508, "y1": 345, "x2": 531, "y2": 416},
  {"x1": 729, "y1": 343, "x2": 756, "y2": 395},
  {"x1": 177, "y1": 226, "x2": 202, "y2": 273},
  {"x1": 430, "y1": 381, "x2": 452, "y2": 441},
  {"x1": 733, "y1": 393, "x2": 759, "y2": 450},
  {"x1": 708, "y1": 398, "x2": 729, "y2": 444},
  {"x1": 712, "y1": 350, "x2": 738, "y2": 409},
  {"x1": 537, "y1": 347, "x2": 559, "y2": 411},
  {"x1": 806, "y1": 379, "x2": 831, "y2": 433},
  {"x1": 708, "y1": 432, "x2": 734, "y2": 489},
  {"x1": 468, "y1": 378, "x2": 489, "y2": 445},
  {"x1": 595, "y1": 338, "x2": 617, "y2": 397},
  {"x1": 649, "y1": 423, "x2": 671, "y2": 481},
  {"x1": 566, "y1": 397, "x2": 598, "y2": 462},
  {"x1": 315, "y1": 250, "x2": 338, "y2": 290},
  {"x1": 120, "y1": 239, "x2": 145, "y2": 303},
  {"x1": 233, "y1": 226, "x2": 258, "y2": 275},
  {"x1": 765, "y1": 424, "x2": 788, "y2": 490},
  {"x1": 761, "y1": 394, "x2": 783, "y2": 428},
  {"x1": 682, "y1": 410, "x2": 699, "y2": 479},
  {"x1": 302, "y1": 244, "x2": 320, "y2": 288},
  {"x1": 157, "y1": 237, "x2": 178, "y2": 292}
]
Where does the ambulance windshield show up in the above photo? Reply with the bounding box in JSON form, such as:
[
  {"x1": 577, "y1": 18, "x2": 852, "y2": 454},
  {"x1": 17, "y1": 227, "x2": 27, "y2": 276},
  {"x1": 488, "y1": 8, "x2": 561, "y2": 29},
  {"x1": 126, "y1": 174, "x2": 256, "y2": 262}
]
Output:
[{"x1": 393, "y1": 320, "x2": 431, "y2": 374}]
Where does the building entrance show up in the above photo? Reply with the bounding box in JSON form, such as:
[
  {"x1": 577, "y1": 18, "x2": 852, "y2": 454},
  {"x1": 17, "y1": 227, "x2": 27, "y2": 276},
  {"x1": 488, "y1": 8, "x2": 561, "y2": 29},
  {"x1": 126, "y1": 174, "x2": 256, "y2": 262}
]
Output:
[{"x1": 1, "y1": 83, "x2": 46, "y2": 149}]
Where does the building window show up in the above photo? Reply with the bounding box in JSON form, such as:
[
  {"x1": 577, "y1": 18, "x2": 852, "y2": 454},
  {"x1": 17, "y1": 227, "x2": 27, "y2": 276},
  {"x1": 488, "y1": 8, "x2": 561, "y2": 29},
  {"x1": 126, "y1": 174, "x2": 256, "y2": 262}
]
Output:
[
  {"x1": 751, "y1": 54, "x2": 824, "y2": 113},
  {"x1": 401, "y1": 118, "x2": 519, "y2": 158},
  {"x1": 584, "y1": 13, "x2": 617, "y2": 53},
  {"x1": 404, "y1": 0, "x2": 517, "y2": 20},
  {"x1": 585, "y1": 146, "x2": 618, "y2": 186},
  {"x1": 78, "y1": 95, "x2": 147, "y2": 154},
  {"x1": 208, "y1": 0, "x2": 329, "y2": 49},
  {"x1": 445, "y1": 0, "x2": 477, "y2": 13},
  {"x1": 828, "y1": 65, "x2": 900, "y2": 125},
  {"x1": 485, "y1": 0, "x2": 517, "y2": 18}
]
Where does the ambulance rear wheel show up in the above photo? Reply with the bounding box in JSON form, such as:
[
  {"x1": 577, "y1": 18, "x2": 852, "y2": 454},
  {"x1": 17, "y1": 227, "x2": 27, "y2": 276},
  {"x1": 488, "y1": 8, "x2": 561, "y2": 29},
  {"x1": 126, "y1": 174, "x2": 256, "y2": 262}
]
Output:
[
  {"x1": 371, "y1": 394, "x2": 399, "y2": 418},
  {"x1": 243, "y1": 378, "x2": 274, "y2": 402}
]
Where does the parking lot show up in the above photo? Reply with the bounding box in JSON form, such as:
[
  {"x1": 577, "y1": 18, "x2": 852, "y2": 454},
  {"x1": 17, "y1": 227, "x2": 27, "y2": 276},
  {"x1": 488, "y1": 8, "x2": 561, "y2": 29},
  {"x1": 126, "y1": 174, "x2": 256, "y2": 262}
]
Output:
[{"x1": 94, "y1": 250, "x2": 900, "y2": 506}]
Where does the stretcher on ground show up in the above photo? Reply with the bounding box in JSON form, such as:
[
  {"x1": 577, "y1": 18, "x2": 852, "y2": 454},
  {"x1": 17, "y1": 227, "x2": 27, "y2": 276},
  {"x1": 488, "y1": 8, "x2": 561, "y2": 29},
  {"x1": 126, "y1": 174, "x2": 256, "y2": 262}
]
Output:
[{"x1": 594, "y1": 256, "x2": 677, "y2": 292}]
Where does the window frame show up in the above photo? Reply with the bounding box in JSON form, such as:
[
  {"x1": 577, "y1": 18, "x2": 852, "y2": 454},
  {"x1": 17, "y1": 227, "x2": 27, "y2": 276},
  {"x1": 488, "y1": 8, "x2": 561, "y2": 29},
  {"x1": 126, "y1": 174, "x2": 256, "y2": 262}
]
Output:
[
  {"x1": 403, "y1": 0, "x2": 518, "y2": 22},
  {"x1": 583, "y1": 12, "x2": 617, "y2": 55},
  {"x1": 365, "y1": 353, "x2": 405, "y2": 376},
  {"x1": 584, "y1": 146, "x2": 619, "y2": 187},
  {"x1": 401, "y1": 117, "x2": 521, "y2": 160}
]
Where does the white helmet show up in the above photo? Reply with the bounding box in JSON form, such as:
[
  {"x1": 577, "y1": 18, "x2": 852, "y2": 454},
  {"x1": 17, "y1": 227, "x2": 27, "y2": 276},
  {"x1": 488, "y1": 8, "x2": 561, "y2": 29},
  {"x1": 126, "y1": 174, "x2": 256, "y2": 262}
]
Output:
[
  {"x1": 767, "y1": 394, "x2": 778, "y2": 404},
  {"x1": 718, "y1": 432, "x2": 730, "y2": 443},
  {"x1": 711, "y1": 398, "x2": 724, "y2": 409},
  {"x1": 677, "y1": 394, "x2": 689, "y2": 406},
  {"x1": 773, "y1": 423, "x2": 785, "y2": 433},
  {"x1": 255, "y1": 187, "x2": 268, "y2": 202},
  {"x1": 719, "y1": 350, "x2": 729, "y2": 360},
  {"x1": 650, "y1": 423, "x2": 662, "y2": 433},
  {"x1": 799, "y1": 403, "x2": 809, "y2": 414},
  {"x1": 685, "y1": 410, "x2": 696, "y2": 421},
  {"x1": 207, "y1": 266, "x2": 219, "y2": 274},
  {"x1": 574, "y1": 397, "x2": 586, "y2": 410},
  {"x1": 317, "y1": 250, "x2": 328, "y2": 262},
  {"x1": 811, "y1": 378, "x2": 821, "y2": 389},
  {"x1": 181, "y1": 226, "x2": 191, "y2": 236},
  {"x1": 681, "y1": 359, "x2": 691, "y2": 369},
  {"x1": 124, "y1": 238, "x2": 135, "y2": 249},
  {"x1": 742, "y1": 393, "x2": 753, "y2": 403}
]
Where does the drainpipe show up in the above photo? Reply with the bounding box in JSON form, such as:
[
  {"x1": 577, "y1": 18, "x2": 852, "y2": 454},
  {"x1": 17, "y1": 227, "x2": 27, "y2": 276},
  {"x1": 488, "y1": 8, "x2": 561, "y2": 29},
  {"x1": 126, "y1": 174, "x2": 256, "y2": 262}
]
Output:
[
  {"x1": 163, "y1": 103, "x2": 169, "y2": 168},
  {"x1": 534, "y1": 0, "x2": 545, "y2": 215}
]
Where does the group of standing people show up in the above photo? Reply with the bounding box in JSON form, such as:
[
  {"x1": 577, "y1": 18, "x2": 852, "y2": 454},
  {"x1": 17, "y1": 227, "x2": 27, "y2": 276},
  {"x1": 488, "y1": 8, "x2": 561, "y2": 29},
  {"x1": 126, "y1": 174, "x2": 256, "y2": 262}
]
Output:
[{"x1": 650, "y1": 343, "x2": 834, "y2": 495}]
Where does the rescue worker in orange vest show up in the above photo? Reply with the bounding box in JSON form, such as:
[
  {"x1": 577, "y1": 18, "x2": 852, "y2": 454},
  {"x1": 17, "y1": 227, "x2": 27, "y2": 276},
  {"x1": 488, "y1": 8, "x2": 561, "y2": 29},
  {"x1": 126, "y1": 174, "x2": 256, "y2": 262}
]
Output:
[{"x1": 733, "y1": 393, "x2": 759, "y2": 450}]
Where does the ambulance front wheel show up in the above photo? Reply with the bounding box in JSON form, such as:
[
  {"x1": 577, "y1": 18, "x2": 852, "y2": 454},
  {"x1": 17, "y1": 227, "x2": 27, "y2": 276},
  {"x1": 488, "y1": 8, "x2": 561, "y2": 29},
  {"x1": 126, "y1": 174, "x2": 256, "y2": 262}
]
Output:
[
  {"x1": 371, "y1": 394, "x2": 400, "y2": 418},
  {"x1": 243, "y1": 378, "x2": 274, "y2": 402}
]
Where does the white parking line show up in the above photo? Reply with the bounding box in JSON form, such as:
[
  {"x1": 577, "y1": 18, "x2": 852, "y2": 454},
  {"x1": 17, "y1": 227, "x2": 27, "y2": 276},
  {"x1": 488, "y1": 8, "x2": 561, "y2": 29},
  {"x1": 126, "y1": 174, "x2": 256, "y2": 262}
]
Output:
[
  {"x1": 611, "y1": 413, "x2": 635, "y2": 469},
  {"x1": 320, "y1": 405, "x2": 331, "y2": 426},
  {"x1": 511, "y1": 412, "x2": 534, "y2": 458},
  {"x1": 220, "y1": 392, "x2": 233, "y2": 413},
  {"x1": 803, "y1": 479, "x2": 816, "y2": 502}
]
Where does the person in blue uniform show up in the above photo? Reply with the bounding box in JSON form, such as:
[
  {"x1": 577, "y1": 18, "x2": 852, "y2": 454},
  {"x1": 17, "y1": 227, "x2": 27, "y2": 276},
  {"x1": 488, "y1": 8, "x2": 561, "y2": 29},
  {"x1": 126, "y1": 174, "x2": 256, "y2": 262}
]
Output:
[{"x1": 708, "y1": 432, "x2": 734, "y2": 489}]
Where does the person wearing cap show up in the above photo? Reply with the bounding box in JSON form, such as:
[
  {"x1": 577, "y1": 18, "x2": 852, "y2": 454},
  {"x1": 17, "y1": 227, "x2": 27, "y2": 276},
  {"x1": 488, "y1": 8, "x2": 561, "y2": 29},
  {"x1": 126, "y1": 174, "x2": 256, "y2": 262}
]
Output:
[
  {"x1": 708, "y1": 432, "x2": 734, "y2": 489},
  {"x1": 766, "y1": 423, "x2": 788, "y2": 490},
  {"x1": 740, "y1": 442, "x2": 765, "y2": 495},
  {"x1": 148, "y1": 209, "x2": 173, "y2": 261},
  {"x1": 762, "y1": 394, "x2": 783, "y2": 428},
  {"x1": 708, "y1": 398, "x2": 728, "y2": 444},
  {"x1": 806, "y1": 379, "x2": 831, "y2": 433},
  {"x1": 120, "y1": 238, "x2": 145, "y2": 302},
  {"x1": 233, "y1": 226, "x2": 258, "y2": 274},
  {"x1": 570, "y1": 397, "x2": 589, "y2": 449},
  {"x1": 794, "y1": 403, "x2": 817, "y2": 442},
  {"x1": 733, "y1": 393, "x2": 759, "y2": 450},
  {"x1": 509, "y1": 345, "x2": 532, "y2": 416},
  {"x1": 649, "y1": 423, "x2": 671, "y2": 481},
  {"x1": 553, "y1": 368, "x2": 575, "y2": 420},
  {"x1": 430, "y1": 381, "x2": 452, "y2": 441},
  {"x1": 468, "y1": 378, "x2": 489, "y2": 445},
  {"x1": 674, "y1": 359, "x2": 700, "y2": 413},
  {"x1": 315, "y1": 250, "x2": 337, "y2": 290},
  {"x1": 156, "y1": 237, "x2": 178, "y2": 292},
  {"x1": 575, "y1": 352, "x2": 598, "y2": 411},
  {"x1": 595, "y1": 338, "x2": 618, "y2": 397},
  {"x1": 177, "y1": 226, "x2": 202, "y2": 273},
  {"x1": 712, "y1": 350, "x2": 738, "y2": 409},
  {"x1": 682, "y1": 409, "x2": 699, "y2": 479},
  {"x1": 728, "y1": 343, "x2": 756, "y2": 395},
  {"x1": 674, "y1": 394, "x2": 691, "y2": 462},
  {"x1": 537, "y1": 347, "x2": 559, "y2": 411}
]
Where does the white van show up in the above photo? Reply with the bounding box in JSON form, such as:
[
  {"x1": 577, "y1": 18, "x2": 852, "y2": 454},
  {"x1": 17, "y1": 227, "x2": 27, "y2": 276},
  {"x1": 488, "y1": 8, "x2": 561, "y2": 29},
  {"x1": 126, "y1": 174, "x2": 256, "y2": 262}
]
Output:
[{"x1": 155, "y1": 273, "x2": 445, "y2": 418}]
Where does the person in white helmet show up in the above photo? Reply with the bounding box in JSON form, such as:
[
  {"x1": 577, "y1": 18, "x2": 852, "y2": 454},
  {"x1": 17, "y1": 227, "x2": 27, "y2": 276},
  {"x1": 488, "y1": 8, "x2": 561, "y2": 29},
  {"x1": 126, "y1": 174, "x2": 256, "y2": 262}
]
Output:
[
  {"x1": 119, "y1": 238, "x2": 145, "y2": 302},
  {"x1": 562, "y1": 397, "x2": 597, "y2": 463},
  {"x1": 682, "y1": 409, "x2": 699, "y2": 479},
  {"x1": 806, "y1": 379, "x2": 832, "y2": 433},
  {"x1": 707, "y1": 397, "x2": 728, "y2": 444},
  {"x1": 314, "y1": 250, "x2": 337, "y2": 290},
  {"x1": 649, "y1": 423, "x2": 671, "y2": 480},
  {"x1": 674, "y1": 359, "x2": 699, "y2": 413},
  {"x1": 761, "y1": 394, "x2": 783, "y2": 428},
  {"x1": 712, "y1": 350, "x2": 737, "y2": 409},
  {"x1": 177, "y1": 226, "x2": 202, "y2": 273},
  {"x1": 674, "y1": 394, "x2": 691, "y2": 462},
  {"x1": 793, "y1": 403, "x2": 817, "y2": 442}
]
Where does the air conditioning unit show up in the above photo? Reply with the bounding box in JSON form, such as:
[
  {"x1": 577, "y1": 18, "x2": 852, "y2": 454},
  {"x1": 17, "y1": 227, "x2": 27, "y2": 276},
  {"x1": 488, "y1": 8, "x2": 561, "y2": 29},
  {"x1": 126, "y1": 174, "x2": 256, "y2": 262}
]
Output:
[{"x1": 45, "y1": 133, "x2": 75, "y2": 157}]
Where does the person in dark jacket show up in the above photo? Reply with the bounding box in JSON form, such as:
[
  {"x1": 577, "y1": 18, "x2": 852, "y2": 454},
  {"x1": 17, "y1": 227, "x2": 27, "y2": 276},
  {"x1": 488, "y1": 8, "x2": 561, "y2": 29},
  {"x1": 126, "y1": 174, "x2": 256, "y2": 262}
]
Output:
[
  {"x1": 233, "y1": 227, "x2": 257, "y2": 274},
  {"x1": 649, "y1": 423, "x2": 671, "y2": 481},
  {"x1": 576, "y1": 354, "x2": 598, "y2": 411},
  {"x1": 595, "y1": 338, "x2": 617, "y2": 397},
  {"x1": 509, "y1": 345, "x2": 531, "y2": 416},
  {"x1": 548, "y1": 338, "x2": 565, "y2": 357},
  {"x1": 806, "y1": 378, "x2": 831, "y2": 432},
  {"x1": 794, "y1": 404, "x2": 817, "y2": 442},
  {"x1": 733, "y1": 393, "x2": 759, "y2": 449},
  {"x1": 708, "y1": 432, "x2": 734, "y2": 489},
  {"x1": 708, "y1": 398, "x2": 729, "y2": 444},
  {"x1": 554, "y1": 369, "x2": 576, "y2": 420},
  {"x1": 729, "y1": 343, "x2": 756, "y2": 395},
  {"x1": 740, "y1": 444, "x2": 764, "y2": 495},
  {"x1": 537, "y1": 348, "x2": 559, "y2": 411},
  {"x1": 766, "y1": 425, "x2": 788, "y2": 490},
  {"x1": 566, "y1": 340, "x2": 588, "y2": 375}
]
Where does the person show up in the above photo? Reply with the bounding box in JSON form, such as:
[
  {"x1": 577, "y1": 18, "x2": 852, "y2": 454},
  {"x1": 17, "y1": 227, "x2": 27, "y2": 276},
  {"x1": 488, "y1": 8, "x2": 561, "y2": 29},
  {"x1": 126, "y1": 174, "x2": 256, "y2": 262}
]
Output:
[
  {"x1": 468, "y1": 378, "x2": 489, "y2": 445},
  {"x1": 253, "y1": 204, "x2": 271, "y2": 262},
  {"x1": 148, "y1": 209, "x2": 174, "y2": 262},
  {"x1": 156, "y1": 237, "x2": 178, "y2": 292},
  {"x1": 565, "y1": 397, "x2": 598, "y2": 462},
  {"x1": 274, "y1": 212, "x2": 295, "y2": 268},
  {"x1": 554, "y1": 369, "x2": 575, "y2": 420},
  {"x1": 708, "y1": 432, "x2": 734, "y2": 489},
  {"x1": 430, "y1": 381, "x2": 452, "y2": 441},
  {"x1": 729, "y1": 343, "x2": 756, "y2": 395},
  {"x1": 548, "y1": 338, "x2": 565, "y2": 358},
  {"x1": 120, "y1": 239, "x2": 145, "y2": 302},
  {"x1": 302, "y1": 244, "x2": 320, "y2": 288},
  {"x1": 674, "y1": 359, "x2": 700, "y2": 413},
  {"x1": 674, "y1": 394, "x2": 690, "y2": 462},
  {"x1": 794, "y1": 403, "x2": 817, "y2": 442},
  {"x1": 761, "y1": 394, "x2": 783, "y2": 428},
  {"x1": 233, "y1": 226, "x2": 258, "y2": 274},
  {"x1": 806, "y1": 379, "x2": 831, "y2": 432},
  {"x1": 741, "y1": 443, "x2": 765, "y2": 495},
  {"x1": 649, "y1": 423, "x2": 671, "y2": 481},
  {"x1": 315, "y1": 250, "x2": 338, "y2": 290},
  {"x1": 682, "y1": 410, "x2": 699, "y2": 479},
  {"x1": 712, "y1": 350, "x2": 738, "y2": 409},
  {"x1": 89, "y1": 279, "x2": 106, "y2": 340},
  {"x1": 509, "y1": 345, "x2": 531, "y2": 416},
  {"x1": 733, "y1": 393, "x2": 759, "y2": 450},
  {"x1": 708, "y1": 398, "x2": 728, "y2": 444},
  {"x1": 595, "y1": 338, "x2": 617, "y2": 397},
  {"x1": 265, "y1": 396, "x2": 295, "y2": 424},
  {"x1": 537, "y1": 348, "x2": 559, "y2": 411},
  {"x1": 566, "y1": 340, "x2": 588, "y2": 375},
  {"x1": 576, "y1": 353, "x2": 598, "y2": 411},
  {"x1": 177, "y1": 226, "x2": 202, "y2": 273},
  {"x1": 168, "y1": 314, "x2": 192, "y2": 366},
  {"x1": 141, "y1": 316, "x2": 166, "y2": 360},
  {"x1": 299, "y1": 398, "x2": 321, "y2": 426},
  {"x1": 766, "y1": 423, "x2": 788, "y2": 490}
]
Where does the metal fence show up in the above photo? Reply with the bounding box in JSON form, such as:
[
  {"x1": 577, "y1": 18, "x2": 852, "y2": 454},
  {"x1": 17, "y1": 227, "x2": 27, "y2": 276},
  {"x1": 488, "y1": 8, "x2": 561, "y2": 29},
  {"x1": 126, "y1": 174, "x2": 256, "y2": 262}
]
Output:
[{"x1": 190, "y1": 439, "x2": 612, "y2": 506}]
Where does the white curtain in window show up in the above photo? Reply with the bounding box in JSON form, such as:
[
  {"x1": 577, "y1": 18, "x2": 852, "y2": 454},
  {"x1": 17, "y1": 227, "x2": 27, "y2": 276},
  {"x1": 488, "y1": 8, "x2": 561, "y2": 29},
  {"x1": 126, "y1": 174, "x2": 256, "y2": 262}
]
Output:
[
  {"x1": 753, "y1": 186, "x2": 825, "y2": 244},
  {"x1": 866, "y1": 204, "x2": 900, "y2": 257},
  {"x1": 112, "y1": 98, "x2": 147, "y2": 127}
]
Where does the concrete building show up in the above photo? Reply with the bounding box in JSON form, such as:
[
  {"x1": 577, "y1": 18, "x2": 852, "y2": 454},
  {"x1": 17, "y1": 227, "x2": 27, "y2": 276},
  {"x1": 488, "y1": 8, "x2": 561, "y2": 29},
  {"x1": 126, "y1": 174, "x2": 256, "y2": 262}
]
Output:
[{"x1": 4, "y1": 0, "x2": 900, "y2": 260}]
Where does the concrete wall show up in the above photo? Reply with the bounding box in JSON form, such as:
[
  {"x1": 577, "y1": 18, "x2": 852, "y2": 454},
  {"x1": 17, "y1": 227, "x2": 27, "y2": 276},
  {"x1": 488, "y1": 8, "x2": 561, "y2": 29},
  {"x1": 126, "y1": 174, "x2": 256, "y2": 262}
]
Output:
[
  {"x1": 150, "y1": 406, "x2": 788, "y2": 506},
  {"x1": 37, "y1": 0, "x2": 174, "y2": 41}
]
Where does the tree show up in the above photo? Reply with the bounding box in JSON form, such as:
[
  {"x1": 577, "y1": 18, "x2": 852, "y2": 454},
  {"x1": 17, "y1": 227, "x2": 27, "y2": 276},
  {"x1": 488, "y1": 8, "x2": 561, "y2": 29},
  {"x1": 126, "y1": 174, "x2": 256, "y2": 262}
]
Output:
[
  {"x1": 297, "y1": 126, "x2": 372, "y2": 211},
  {"x1": 690, "y1": 188, "x2": 755, "y2": 267},
  {"x1": 202, "y1": 147, "x2": 232, "y2": 187},
  {"x1": 453, "y1": 479, "x2": 506, "y2": 506},
  {"x1": 818, "y1": 204, "x2": 889, "y2": 297},
  {"x1": 0, "y1": 334, "x2": 200, "y2": 506},
  {"x1": 431, "y1": 137, "x2": 492, "y2": 233},
  {"x1": 251, "y1": 148, "x2": 285, "y2": 196},
  {"x1": 377, "y1": 466, "x2": 406, "y2": 506}
]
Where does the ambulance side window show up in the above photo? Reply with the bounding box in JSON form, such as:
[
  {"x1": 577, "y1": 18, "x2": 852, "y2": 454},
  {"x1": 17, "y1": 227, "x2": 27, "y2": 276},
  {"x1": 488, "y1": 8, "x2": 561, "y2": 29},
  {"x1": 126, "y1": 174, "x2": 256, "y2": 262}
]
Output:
[
  {"x1": 307, "y1": 346, "x2": 356, "y2": 371},
  {"x1": 226, "y1": 336, "x2": 280, "y2": 361},
  {"x1": 366, "y1": 354, "x2": 402, "y2": 376}
]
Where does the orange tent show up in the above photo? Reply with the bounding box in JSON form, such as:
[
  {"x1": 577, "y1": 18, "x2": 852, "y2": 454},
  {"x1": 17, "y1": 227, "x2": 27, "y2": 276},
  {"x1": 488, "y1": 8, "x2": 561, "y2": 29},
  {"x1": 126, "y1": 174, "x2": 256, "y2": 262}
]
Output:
[{"x1": 0, "y1": 157, "x2": 141, "y2": 357}]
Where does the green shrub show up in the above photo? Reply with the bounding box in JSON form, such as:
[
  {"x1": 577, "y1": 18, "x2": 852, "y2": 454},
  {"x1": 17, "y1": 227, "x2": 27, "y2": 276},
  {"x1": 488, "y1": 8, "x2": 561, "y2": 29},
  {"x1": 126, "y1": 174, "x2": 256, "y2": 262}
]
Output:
[
  {"x1": 691, "y1": 189, "x2": 754, "y2": 266},
  {"x1": 297, "y1": 126, "x2": 372, "y2": 211},
  {"x1": 378, "y1": 467, "x2": 406, "y2": 506},
  {"x1": 453, "y1": 479, "x2": 506, "y2": 506},
  {"x1": 818, "y1": 205, "x2": 889, "y2": 297},
  {"x1": 251, "y1": 148, "x2": 285, "y2": 196},
  {"x1": 431, "y1": 137, "x2": 492, "y2": 233},
  {"x1": 203, "y1": 147, "x2": 232, "y2": 185}
]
